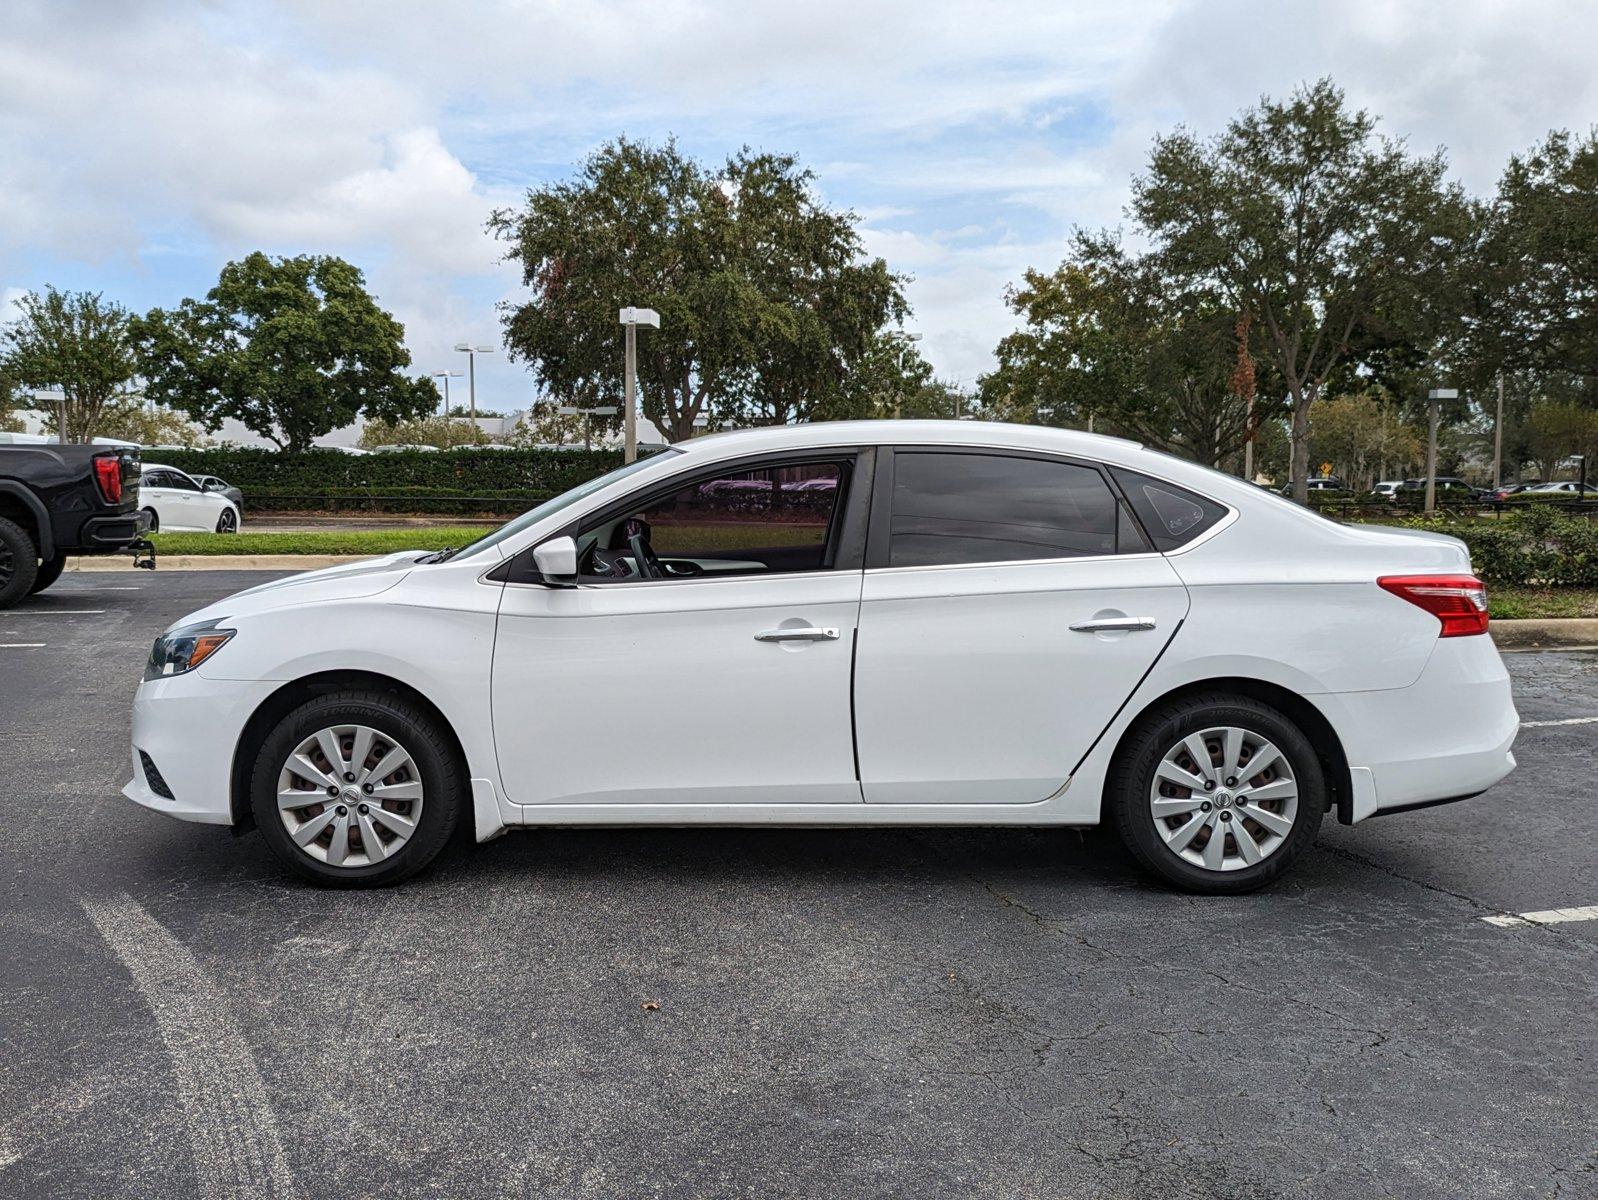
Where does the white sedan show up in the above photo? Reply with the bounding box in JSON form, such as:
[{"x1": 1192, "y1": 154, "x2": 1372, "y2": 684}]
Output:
[
  {"x1": 139, "y1": 464, "x2": 242, "y2": 533},
  {"x1": 124, "y1": 421, "x2": 1517, "y2": 891}
]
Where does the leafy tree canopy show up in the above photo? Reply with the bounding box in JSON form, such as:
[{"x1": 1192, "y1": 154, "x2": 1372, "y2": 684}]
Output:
[
  {"x1": 492, "y1": 137, "x2": 906, "y2": 441},
  {"x1": 1130, "y1": 78, "x2": 1472, "y2": 499},
  {"x1": 135, "y1": 253, "x2": 439, "y2": 452},
  {"x1": 1, "y1": 286, "x2": 138, "y2": 442}
]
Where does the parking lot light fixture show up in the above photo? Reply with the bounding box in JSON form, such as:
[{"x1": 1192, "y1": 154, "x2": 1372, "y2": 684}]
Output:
[
  {"x1": 452, "y1": 343, "x2": 496, "y2": 426},
  {"x1": 1425, "y1": 388, "x2": 1458, "y2": 514},
  {"x1": 618, "y1": 308, "x2": 661, "y2": 463},
  {"x1": 32, "y1": 389, "x2": 67, "y2": 443}
]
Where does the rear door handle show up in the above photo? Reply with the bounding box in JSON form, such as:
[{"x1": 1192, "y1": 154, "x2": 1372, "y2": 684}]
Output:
[
  {"x1": 1069, "y1": 617, "x2": 1157, "y2": 633},
  {"x1": 754, "y1": 626, "x2": 840, "y2": 642}
]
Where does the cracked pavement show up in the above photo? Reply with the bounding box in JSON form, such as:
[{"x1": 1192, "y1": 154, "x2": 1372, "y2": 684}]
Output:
[{"x1": 2, "y1": 572, "x2": 1595, "y2": 1198}]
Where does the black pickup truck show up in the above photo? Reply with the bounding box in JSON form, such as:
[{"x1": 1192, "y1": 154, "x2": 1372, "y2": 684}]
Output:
[{"x1": 0, "y1": 443, "x2": 153, "y2": 608}]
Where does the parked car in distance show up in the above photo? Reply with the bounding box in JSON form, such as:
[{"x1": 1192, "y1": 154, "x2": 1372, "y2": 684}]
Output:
[
  {"x1": 1370, "y1": 480, "x2": 1402, "y2": 500},
  {"x1": 1395, "y1": 477, "x2": 1483, "y2": 504},
  {"x1": 1280, "y1": 477, "x2": 1347, "y2": 494},
  {"x1": 190, "y1": 473, "x2": 244, "y2": 508},
  {"x1": 0, "y1": 443, "x2": 149, "y2": 606},
  {"x1": 125, "y1": 421, "x2": 1518, "y2": 894},
  {"x1": 1509, "y1": 480, "x2": 1598, "y2": 500},
  {"x1": 139, "y1": 464, "x2": 242, "y2": 533}
]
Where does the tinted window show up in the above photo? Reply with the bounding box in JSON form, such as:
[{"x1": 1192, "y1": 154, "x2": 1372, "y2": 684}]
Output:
[
  {"x1": 888, "y1": 452, "x2": 1119, "y2": 567},
  {"x1": 1110, "y1": 468, "x2": 1229, "y2": 551},
  {"x1": 580, "y1": 461, "x2": 846, "y2": 581}
]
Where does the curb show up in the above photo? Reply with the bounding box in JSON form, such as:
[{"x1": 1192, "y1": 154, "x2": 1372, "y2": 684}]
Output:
[
  {"x1": 1490, "y1": 618, "x2": 1598, "y2": 651},
  {"x1": 66, "y1": 554, "x2": 371, "y2": 572}
]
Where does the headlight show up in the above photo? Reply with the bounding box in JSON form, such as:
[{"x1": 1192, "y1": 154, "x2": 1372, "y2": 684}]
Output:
[{"x1": 144, "y1": 620, "x2": 236, "y2": 681}]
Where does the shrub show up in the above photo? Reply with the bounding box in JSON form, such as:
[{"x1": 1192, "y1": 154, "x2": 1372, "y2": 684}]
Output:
[
  {"x1": 151, "y1": 446, "x2": 622, "y2": 494},
  {"x1": 1350, "y1": 508, "x2": 1598, "y2": 587}
]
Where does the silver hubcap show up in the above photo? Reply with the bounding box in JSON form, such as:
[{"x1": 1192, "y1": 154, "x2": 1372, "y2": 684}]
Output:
[
  {"x1": 1148, "y1": 725, "x2": 1298, "y2": 872},
  {"x1": 276, "y1": 724, "x2": 424, "y2": 868}
]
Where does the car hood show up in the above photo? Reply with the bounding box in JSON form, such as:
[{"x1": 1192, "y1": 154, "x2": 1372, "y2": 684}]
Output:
[{"x1": 169, "y1": 551, "x2": 430, "y2": 629}]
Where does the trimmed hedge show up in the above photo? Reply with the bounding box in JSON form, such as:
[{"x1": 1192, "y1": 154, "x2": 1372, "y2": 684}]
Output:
[
  {"x1": 245, "y1": 487, "x2": 555, "y2": 515},
  {"x1": 152, "y1": 446, "x2": 622, "y2": 494},
  {"x1": 1348, "y1": 507, "x2": 1598, "y2": 587}
]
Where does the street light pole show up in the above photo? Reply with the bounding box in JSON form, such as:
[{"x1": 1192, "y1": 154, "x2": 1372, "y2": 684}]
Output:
[
  {"x1": 1493, "y1": 373, "x2": 1505, "y2": 491},
  {"x1": 557, "y1": 405, "x2": 619, "y2": 452},
  {"x1": 33, "y1": 389, "x2": 66, "y2": 444},
  {"x1": 1425, "y1": 387, "x2": 1457, "y2": 515},
  {"x1": 618, "y1": 308, "x2": 661, "y2": 463},
  {"x1": 452, "y1": 343, "x2": 495, "y2": 427}
]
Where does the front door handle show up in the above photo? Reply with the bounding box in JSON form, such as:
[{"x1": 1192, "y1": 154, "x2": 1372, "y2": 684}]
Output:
[
  {"x1": 754, "y1": 626, "x2": 840, "y2": 643},
  {"x1": 1069, "y1": 617, "x2": 1157, "y2": 633}
]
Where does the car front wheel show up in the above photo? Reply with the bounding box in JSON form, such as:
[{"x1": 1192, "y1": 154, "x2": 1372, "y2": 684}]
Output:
[
  {"x1": 250, "y1": 690, "x2": 463, "y2": 886},
  {"x1": 216, "y1": 507, "x2": 237, "y2": 533},
  {"x1": 1108, "y1": 693, "x2": 1325, "y2": 894}
]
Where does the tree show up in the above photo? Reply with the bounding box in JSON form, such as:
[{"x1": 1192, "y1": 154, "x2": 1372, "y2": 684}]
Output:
[
  {"x1": 1, "y1": 287, "x2": 138, "y2": 442},
  {"x1": 1478, "y1": 129, "x2": 1598, "y2": 381},
  {"x1": 1307, "y1": 392, "x2": 1423, "y2": 488},
  {"x1": 357, "y1": 414, "x2": 490, "y2": 450},
  {"x1": 492, "y1": 138, "x2": 905, "y2": 441},
  {"x1": 0, "y1": 363, "x2": 21, "y2": 433},
  {"x1": 1131, "y1": 79, "x2": 1471, "y2": 500},
  {"x1": 97, "y1": 401, "x2": 211, "y2": 447},
  {"x1": 136, "y1": 253, "x2": 440, "y2": 452},
  {"x1": 1522, "y1": 399, "x2": 1598, "y2": 481},
  {"x1": 979, "y1": 234, "x2": 1280, "y2": 465}
]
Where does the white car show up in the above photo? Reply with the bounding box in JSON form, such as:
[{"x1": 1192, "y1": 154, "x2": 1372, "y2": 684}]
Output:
[
  {"x1": 139, "y1": 464, "x2": 242, "y2": 533},
  {"x1": 125, "y1": 421, "x2": 1517, "y2": 892}
]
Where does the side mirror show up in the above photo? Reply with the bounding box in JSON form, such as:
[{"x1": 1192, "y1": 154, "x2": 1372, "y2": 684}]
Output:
[{"x1": 532, "y1": 535, "x2": 578, "y2": 586}]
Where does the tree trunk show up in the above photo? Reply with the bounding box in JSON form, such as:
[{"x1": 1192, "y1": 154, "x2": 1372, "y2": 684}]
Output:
[{"x1": 1289, "y1": 388, "x2": 1311, "y2": 504}]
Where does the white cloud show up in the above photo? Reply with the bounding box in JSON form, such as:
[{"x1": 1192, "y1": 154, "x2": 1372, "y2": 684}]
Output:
[{"x1": 4, "y1": 0, "x2": 1597, "y2": 400}]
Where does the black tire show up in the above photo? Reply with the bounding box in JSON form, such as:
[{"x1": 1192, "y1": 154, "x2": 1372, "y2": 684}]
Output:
[
  {"x1": 216, "y1": 507, "x2": 237, "y2": 533},
  {"x1": 1108, "y1": 692, "x2": 1325, "y2": 894},
  {"x1": 250, "y1": 690, "x2": 464, "y2": 887},
  {"x1": 30, "y1": 554, "x2": 67, "y2": 595},
  {"x1": 0, "y1": 517, "x2": 41, "y2": 609},
  {"x1": 141, "y1": 506, "x2": 159, "y2": 533}
]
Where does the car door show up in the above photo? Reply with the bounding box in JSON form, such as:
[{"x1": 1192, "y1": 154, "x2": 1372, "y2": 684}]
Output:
[
  {"x1": 163, "y1": 468, "x2": 214, "y2": 528},
  {"x1": 853, "y1": 448, "x2": 1193, "y2": 805},
  {"x1": 141, "y1": 470, "x2": 181, "y2": 529},
  {"x1": 491, "y1": 450, "x2": 871, "y2": 808}
]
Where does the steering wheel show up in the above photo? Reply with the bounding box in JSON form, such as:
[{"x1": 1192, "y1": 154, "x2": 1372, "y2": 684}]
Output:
[{"x1": 620, "y1": 516, "x2": 664, "y2": 580}]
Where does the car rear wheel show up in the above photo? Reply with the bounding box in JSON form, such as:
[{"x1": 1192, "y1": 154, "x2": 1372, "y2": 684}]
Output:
[
  {"x1": 30, "y1": 553, "x2": 66, "y2": 595},
  {"x1": 0, "y1": 517, "x2": 41, "y2": 609},
  {"x1": 251, "y1": 691, "x2": 463, "y2": 887},
  {"x1": 141, "y1": 506, "x2": 159, "y2": 533},
  {"x1": 1108, "y1": 693, "x2": 1325, "y2": 894}
]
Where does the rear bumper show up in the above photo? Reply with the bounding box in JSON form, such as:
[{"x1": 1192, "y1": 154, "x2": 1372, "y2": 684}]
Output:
[
  {"x1": 76, "y1": 509, "x2": 150, "y2": 553},
  {"x1": 1313, "y1": 634, "x2": 1518, "y2": 823}
]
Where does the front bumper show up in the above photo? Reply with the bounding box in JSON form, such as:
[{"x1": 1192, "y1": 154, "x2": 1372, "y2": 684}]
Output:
[
  {"x1": 124, "y1": 673, "x2": 279, "y2": 826},
  {"x1": 1314, "y1": 633, "x2": 1518, "y2": 823}
]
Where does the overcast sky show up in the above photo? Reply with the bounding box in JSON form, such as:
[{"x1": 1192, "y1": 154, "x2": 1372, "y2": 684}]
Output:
[{"x1": 4, "y1": 0, "x2": 1596, "y2": 416}]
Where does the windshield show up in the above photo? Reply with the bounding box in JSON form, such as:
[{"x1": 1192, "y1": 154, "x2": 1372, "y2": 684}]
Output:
[{"x1": 447, "y1": 450, "x2": 683, "y2": 562}]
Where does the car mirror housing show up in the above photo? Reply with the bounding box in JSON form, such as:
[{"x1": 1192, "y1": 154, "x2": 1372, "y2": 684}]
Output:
[{"x1": 532, "y1": 535, "x2": 578, "y2": 585}]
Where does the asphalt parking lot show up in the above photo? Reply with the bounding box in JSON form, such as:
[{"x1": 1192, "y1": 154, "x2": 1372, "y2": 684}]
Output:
[{"x1": 2, "y1": 571, "x2": 1595, "y2": 1200}]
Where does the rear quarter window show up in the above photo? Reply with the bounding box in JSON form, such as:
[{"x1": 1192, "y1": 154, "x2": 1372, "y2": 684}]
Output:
[{"x1": 1110, "y1": 468, "x2": 1230, "y2": 552}]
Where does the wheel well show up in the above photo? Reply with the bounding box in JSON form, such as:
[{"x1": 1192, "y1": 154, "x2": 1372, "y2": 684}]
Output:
[
  {"x1": 229, "y1": 670, "x2": 469, "y2": 829},
  {"x1": 0, "y1": 494, "x2": 41, "y2": 551},
  {"x1": 1105, "y1": 677, "x2": 1353, "y2": 823}
]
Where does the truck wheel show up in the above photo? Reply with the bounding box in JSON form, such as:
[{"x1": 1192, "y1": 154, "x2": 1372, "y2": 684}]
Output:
[
  {"x1": 0, "y1": 517, "x2": 41, "y2": 609},
  {"x1": 30, "y1": 554, "x2": 67, "y2": 595}
]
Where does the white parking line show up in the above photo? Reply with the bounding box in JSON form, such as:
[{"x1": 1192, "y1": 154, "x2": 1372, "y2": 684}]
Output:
[
  {"x1": 0, "y1": 643, "x2": 46, "y2": 648},
  {"x1": 1519, "y1": 716, "x2": 1598, "y2": 728},
  {"x1": 5, "y1": 609, "x2": 105, "y2": 615},
  {"x1": 82, "y1": 895, "x2": 297, "y2": 1199},
  {"x1": 1481, "y1": 905, "x2": 1598, "y2": 928}
]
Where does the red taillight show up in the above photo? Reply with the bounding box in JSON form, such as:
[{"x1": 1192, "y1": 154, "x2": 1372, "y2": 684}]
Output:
[
  {"x1": 93, "y1": 454, "x2": 123, "y2": 504},
  {"x1": 1378, "y1": 574, "x2": 1489, "y2": 637}
]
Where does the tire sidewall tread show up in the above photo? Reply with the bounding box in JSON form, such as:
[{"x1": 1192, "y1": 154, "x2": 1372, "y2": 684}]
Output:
[{"x1": 0, "y1": 517, "x2": 41, "y2": 609}]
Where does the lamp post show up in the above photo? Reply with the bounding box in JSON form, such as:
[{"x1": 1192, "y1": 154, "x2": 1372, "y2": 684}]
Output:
[
  {"x1": 1576, "y1": 454, "x2": 1588, "y2": 500},
  {"x1": 1425, "y1": 387, "x2": 1457, "y2": 514},
  {"x1": 452, "y1": 343, "x2": 495, "y2": 427},
  {"x1": 618, "y1": 308, "x2": 661, "y2": 463},
  {"x1": 432, "y1": 371, "x2": 462, "y2": 415},
  {"x1": 557, "y1": 404, "x2": 619, "y2": 452},
  {"x1": 33, "y1": 389, "x2": 66, "y2": 444}
]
